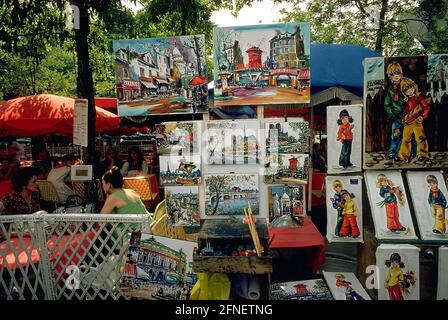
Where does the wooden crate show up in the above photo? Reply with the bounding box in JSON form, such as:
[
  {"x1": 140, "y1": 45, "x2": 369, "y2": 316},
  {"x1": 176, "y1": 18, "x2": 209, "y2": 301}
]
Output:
[{"x1": 192, "y1": 218, "x2": 272, "y2": 275}]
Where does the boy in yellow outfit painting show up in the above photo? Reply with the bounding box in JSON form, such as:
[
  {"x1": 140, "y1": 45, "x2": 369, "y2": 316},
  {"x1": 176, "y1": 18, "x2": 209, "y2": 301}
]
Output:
[
  {"x1": 398, "y1": 77, "x2": 430, "y2": 163},
  {"x1": 426, "y1": 175, "x2": 447, "y2": 234}
]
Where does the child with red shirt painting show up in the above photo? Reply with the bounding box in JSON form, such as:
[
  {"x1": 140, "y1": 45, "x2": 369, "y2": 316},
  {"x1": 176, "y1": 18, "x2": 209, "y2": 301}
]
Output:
[
  {"x1": 398, "y1": 77, "x2": 430, "y2": 162},
  {"x1": 336, "y1": 109, "x2": 354, "y2": 169}
]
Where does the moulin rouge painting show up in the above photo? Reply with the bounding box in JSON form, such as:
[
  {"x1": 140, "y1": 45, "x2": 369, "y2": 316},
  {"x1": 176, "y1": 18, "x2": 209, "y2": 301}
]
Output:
[{"x1": 213, "y1": 23, "x2": 310, "y2": 106}]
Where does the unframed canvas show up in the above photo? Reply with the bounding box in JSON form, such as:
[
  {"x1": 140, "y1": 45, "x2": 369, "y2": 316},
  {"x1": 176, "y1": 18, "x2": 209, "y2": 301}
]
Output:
[
  {"x1": 159, "y1": 155, "x2": 202, "y2": 186},
  {"x1": 264, "y1": 118, "x2": 310, "y2": 154},
  {"x1": 213, "y1": 23, "x2": 311, "y2": 107},
  {"x1": 406, "y1": 171, "x2": 448, "y2": 240},
  {"x1": 363, "y1": 55, "x2": 448, "y2": 170},
  {"x1": 376, "y1": 244, "x2": 420, "y2": 300},
  {"x1": 322, "y1": 271, "x2": 371, "y2": 300},
  {"x1": 437, "y1": 246, "x2": 448, "y2": 300},
  {"x1": 364, "y1": 170, "x2": 417, "y2": 240},
  {"x1": 206, "y1": 120, "x2": 260, "y2": 165},
  {"x1": 271, "y1": 279, "x2": 333, "y2": 300},
  {"x1": 325, "y1": 176, "x2": 363, "y2": 243},
  {"x1": 268, "y1": 185, "x2": 306, "y2": 222},
  {"x1": 205, "y1": 173, "x2": 259, "y2": 216},
  {"x1": 114, "y1": 35, "x2": 207, "y2": 116},
  {"x1": 165, "y1": 186, "x2": 200, "y2": 227},
  {"x1": 155, "y1": 121, "x2": 201, "y2": 155},
  {"x1": 327, "y1": 105, "x2": 362, "y2": 174},
  {"x1": 121, "y1": 234, "x2": 198, "y2": 300}
]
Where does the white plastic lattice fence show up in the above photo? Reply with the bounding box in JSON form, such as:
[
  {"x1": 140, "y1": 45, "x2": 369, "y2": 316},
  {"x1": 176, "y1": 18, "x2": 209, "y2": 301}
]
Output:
[{"x1": 0, "y1": 212, "x2": 148, "y2": 300}]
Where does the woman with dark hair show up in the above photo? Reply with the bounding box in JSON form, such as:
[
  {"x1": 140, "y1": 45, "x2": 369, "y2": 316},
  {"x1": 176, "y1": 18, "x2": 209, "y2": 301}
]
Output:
[
  {"x1": 100, "y1": 147, "x2": 123, "y2": 176},
  {"x1": 0, "y1": 167, "x2": 40, "y2": 215},
  {"x1": 100, "y1": 166, "x2": 150, "y2": 215},
  {"x1": 120, "y1": 146, "x2": 148, "y2": 177}
]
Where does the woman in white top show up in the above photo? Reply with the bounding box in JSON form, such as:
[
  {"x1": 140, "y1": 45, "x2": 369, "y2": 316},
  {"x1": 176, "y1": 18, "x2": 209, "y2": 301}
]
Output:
[{"x1": 120, "y1": 146, "x2": 148, "y2": 177}]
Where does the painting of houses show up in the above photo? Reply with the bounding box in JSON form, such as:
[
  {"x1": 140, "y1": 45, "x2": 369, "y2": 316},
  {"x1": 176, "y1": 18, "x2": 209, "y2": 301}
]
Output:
[
  {"x1": 159, "y1": 155, "x2": 201, "y2": 186},
  {"x1": 165, "y1": 186, "x2": 200, "y2": 227},
  {"x1": 271, "y1": 279, "x2": 333, "y2": 300},
  {"x1": 205, "y1": 174, "x2": 259, "y2": 216},
  {"x1": 113, "y1": 35, "x2": 207, "y2": 116},
  {"x1": 268, "y1": 185, "x2": 306, "y2": 221},
  {"x1": 156, "y1": 121, "x2": 200, "y2": 155},
  {"x1": 121, "y1": 235, "x2": 198, "y2": 300},
  {"x1": 364, "y1": 54, "x2": 448, "y2": 170},
  {"x1": 206, "y1": 120, "x2": 260, "y2": 165},
  {"x1": 213, "y1": 23, "x2": 310, "y2": 106},
  {"x1": 264, "y1": 153, "x2": 309, "y2": 184},
  {"x1": 265, "y1": 119, "x2": 310, "y2": 154}
]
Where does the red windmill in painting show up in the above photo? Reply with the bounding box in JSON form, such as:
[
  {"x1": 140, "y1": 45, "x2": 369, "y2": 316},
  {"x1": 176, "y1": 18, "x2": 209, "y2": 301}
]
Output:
[
  {"x1": 288, "y1": 156, "x2": 299, "y2": 170},
  {"x1": 246, "y1": 46, "x2": 263, "y2": 68},
  {"x1": 294, "y1": 283, "x2": 309, "y2": 295}
]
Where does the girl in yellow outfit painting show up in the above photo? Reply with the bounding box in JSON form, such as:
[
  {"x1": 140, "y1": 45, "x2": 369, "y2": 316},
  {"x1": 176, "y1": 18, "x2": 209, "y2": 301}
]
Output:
[{"x1": 384, "y1": 253, "x2": 405, "y2": 300}]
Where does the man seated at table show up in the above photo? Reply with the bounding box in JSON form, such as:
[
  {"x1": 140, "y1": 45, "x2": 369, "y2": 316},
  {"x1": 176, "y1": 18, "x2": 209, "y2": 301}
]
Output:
[{"x1": 47, "y1": 154, "x2": 77, "y2": 203}]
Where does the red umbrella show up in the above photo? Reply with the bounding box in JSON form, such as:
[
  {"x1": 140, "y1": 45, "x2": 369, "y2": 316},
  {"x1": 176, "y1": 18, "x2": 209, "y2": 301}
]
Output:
[
  {"x1": 0, "y1": 94, "x2": 121, "y2": 137},
  {"x1": 188, "y1": 76, "x2": 207, "y2": 87}
]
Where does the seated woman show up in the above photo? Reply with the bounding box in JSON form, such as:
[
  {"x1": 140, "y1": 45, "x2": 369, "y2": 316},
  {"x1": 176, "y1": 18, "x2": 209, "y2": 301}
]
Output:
[
  {"x1": 120, "y1": 146, "x2": 148, "y2": 177},
  {"x1": 0, "y1": 167, "x2": 40, "y2": 215},
  {"x1": 99, "y1": 147, "x2": 123, "y2": 178},
  {"x1": 101, "y1": 166, "x2": 150, "y2": 216}
]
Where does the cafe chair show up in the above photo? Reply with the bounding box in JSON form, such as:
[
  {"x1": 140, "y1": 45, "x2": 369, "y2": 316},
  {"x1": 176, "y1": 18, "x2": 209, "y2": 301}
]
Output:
[
  {"x1": 150, "y1": 200, "x2": 188, "y2": 240},
  {"x1": 71, "y1": 181, "x2": 86, "y2": 200},
  {"x1": 36, "y1": 180, "x2": 62, "y2": 212},
  {"x1": 122, "y1": 176, "x2": 157, "y2": 208}
]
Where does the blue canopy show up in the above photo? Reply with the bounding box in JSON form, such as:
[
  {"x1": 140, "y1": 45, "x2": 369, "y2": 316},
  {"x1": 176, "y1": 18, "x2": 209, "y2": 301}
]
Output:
[{"x1": 310, "y1": 43, "x2": 382, "y2": 97}]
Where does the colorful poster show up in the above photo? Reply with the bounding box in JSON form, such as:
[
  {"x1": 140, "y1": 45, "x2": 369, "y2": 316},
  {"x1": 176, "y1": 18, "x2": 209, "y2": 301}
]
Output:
[
  {"x1": 322, "y1": 272, "x2": 371, "y2": 300},
  {"x1": 205, "y1": 173, "x2": 259, "y2": 216},
  {"x1": 165, "y1": 186, "x2": 200, "y2": 227},
  {"x1": 265, "y1": 119, "x2": 310, "y2": 154},
  {"x1": 155, "y1": 121, "x2": 201, "y2": 155},
  {"x1": 376, "y1": 244, "x2": 420, "y2": 300},
  {"x1": 121, "y1": 235, "x2": 198, "y2": 300},
  {"x1": 213, "y1": 23, "x2": 311, "y2": 106},
  {"x1": 406, "y1": 171, "x2": 448, "y2": 241},
  {"x1": 437, "y1": 246, "x2": 448, "y2": 300},
  {"x1": 325, "y1": 176, "x2": 363, "y2": 243},
  {"x1": 364, "y1": 170, "x2": 417, "y2": 240},
  {"x1": 364, "y1": 55, "x2": 448, "y2": 170},
  {"x1": 159, "y1": 155, "x2": 201, "y2": 186},
  {"x1": 268, "y1": 185, "x2": 306, "y2": 221},
  {"x1": 327, "y1": 105, "x2": 362, "y2": 173},
  {"x1": 264, "y1": 153, "x2": 309, "y2": 184},
  {"x1": 271, "y1": 279, "x2": 333, "y2": 300},
  {"x1": 113, "y1": 35, "x2": 207, "y2": 116},
  {"x1": 206, "y1": 120, "x2": 260, "y2": 165}
]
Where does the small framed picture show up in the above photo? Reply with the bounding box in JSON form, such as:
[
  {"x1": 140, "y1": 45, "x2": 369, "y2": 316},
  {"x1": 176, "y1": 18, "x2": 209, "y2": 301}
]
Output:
[{"x1": 70, "y1": 165, "x2": 93, "y2": 181}]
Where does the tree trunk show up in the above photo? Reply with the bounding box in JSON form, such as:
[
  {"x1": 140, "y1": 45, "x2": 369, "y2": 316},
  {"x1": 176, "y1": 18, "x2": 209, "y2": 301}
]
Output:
[
  {"x1": 193, "y1": 35, "x2": 202, "y2": 76},
  {"x1": 375, "y1": 0, "x2": 389, "y2": 54},
  {"x1": 72, "y1": 0, "x2": 96, "y2": 166}
]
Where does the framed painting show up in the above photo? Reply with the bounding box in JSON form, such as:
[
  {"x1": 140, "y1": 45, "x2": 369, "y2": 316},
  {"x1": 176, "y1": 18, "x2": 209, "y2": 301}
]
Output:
[
  {"x1": 264, "y1": 118, "x2": 310, "y2": 154},
  {"x1": 364, "y1": 55, "x2": 448, "y2": 170},
  {"x1": 406, "y1": 171, "x2": 448, "y2": 241},
  {"x1": 268, "y1": 185, "x2": 306, "y2": 222},
  {"x1": 437, "y1": 246, "x2": 448, "y2": 300},
  {"x1": 113, "y1": 35, "x2": 207, "y2": 116},
  {"x1": 364, "y1": 170, "x2": 417, "y2": 240},
  {"x1": 271, "y1": 279, "x2": 333, "y2": 300},
  {"x1": 322, "y1": 271, "x2": 371, "y2": 300},
  {"x1": 155, "y1": 121, "x2": 201, "y2": 155},
  {"x1": 205, "y1": 173, "x2": 259, "y2": 216},
  {"x1": 327, "y1": 105, "x2": 362, "y2": 174},
  {"x1": 159, "y1": 155, "x2": 201, "y2": 186},
  {"x1": 213, "y1": 23, "x2": 311, "y2": 106},
  {"x1": 325, "y1": 176, "x2": 363, "y2": 243},
  {"x1": 206, "y1": 120, "x2": 260, "y2": 165},
  {"x1": 376, "y1": 244, "x2": 420, "y2": 300},
  {"x1": 165, "y1": 186, "x2": 200, "y2": 227},
  {"x1": 263, "y1": 153, "x2": 309, "y2": 184},
  {"x1": 121, "y1": 235, "x2": 198, "y2": 300}
]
